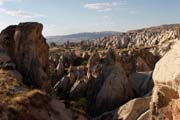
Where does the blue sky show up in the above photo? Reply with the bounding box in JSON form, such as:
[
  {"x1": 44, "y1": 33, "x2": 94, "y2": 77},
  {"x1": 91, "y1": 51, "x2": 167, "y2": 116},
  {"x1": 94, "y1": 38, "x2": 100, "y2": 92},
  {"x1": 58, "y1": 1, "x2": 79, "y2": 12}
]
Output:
[{"x1": 0, "y1": 0, "x2": 180, "y2": 36}]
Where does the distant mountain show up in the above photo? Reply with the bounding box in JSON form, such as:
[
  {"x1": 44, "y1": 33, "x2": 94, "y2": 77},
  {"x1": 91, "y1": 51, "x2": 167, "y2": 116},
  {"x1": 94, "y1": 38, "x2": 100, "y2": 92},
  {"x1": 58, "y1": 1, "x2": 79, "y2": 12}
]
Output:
[{"x1": 46, "y1": 31, "x2": 121, "y2": 44}]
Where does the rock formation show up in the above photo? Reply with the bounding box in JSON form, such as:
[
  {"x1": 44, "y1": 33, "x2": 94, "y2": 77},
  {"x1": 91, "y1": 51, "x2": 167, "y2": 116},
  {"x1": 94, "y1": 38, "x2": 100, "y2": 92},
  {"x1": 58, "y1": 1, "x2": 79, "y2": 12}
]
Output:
[
  {"x1": 95, "y1": 97, "x2": 151, "y2": 120},
  {"x1": 0, "y1": 22, "x2": 49, "y2": 89},
  {"x1": 150, "y1": 39, "x2": 180, "y2": 119},
  {"x1": 0, "y1": 22, "x2": 89, "y2": 120},
  {"x1": 0, "y1": 69, "x2": 88, "y2": 120},
  {"x1": 48, "y1": 24, "x2": 180, "y2": 119},
  {"x1": 86, "y1": 49, "x2": 134, "y2": 116},
  {"x1": 1, "y1": 22, "x2": 180, "y2": 119},
  {"x1": 94, "y1": 62, "x2": 134, "y2": 115}
]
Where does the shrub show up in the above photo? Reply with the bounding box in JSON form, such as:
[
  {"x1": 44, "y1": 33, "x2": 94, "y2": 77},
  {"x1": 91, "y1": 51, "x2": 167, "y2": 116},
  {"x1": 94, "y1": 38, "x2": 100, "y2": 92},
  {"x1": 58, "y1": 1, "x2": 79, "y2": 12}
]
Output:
[
  {"x1": 50, "y1": 70, "x2": 57, "y2": 82},
  {"x1": 82, "y1": 60, "x2": 88, "y2": 65},
  {"x1": 75, "y1": 97, "x2": 87, "y2": 110}
]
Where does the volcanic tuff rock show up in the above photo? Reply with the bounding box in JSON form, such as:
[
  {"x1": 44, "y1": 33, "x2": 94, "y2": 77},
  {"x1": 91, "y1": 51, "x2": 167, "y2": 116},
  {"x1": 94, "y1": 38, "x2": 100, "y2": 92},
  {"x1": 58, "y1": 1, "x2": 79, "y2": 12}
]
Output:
[
  {"x1": 0, "y1": 22, "x2": 89, "y2": 120},
  {"x1": 118, "y1": 48, "x2": 159, "y2": 76},
  {"x1": 90, "y1": 24, "x2": 180, "y2": 58},
  {"x1": 0, "y1": 69, "x2": 88, "y2": 120},
  {"x1": 127, "y1": 27, "x2": 180, "y2": 57},
  {"x1": 87, "y1": 52, "x2": 102, "y2": 79},
  {"x1": 0, "y1": 22, "x2": 49, "y2": 89},
  {"x1": 129, "y1": 71, "x2": 153, "y2": 97},
  {"x1": 94, "y1": 62, "x2": 134, "y2": 114},
  {"x1": 95, "y1": 97, "x2": 151, "y2": 120},
  {"x1": 87, "y1": 49, "x2": 134, "y2": 116},
  {"x1": 150, "y1": 39, "x2": 180, "y2": 119},
  {"x1": 46, "y1": 24, "x2": 180, "y2": 119}
]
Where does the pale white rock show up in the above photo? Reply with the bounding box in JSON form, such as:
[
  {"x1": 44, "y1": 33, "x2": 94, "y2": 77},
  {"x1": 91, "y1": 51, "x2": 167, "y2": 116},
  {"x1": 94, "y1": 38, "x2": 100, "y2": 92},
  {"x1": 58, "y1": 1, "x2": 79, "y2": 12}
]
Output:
[{"x1": 153, "y1": 40, "x2": 180, "y2": 91}]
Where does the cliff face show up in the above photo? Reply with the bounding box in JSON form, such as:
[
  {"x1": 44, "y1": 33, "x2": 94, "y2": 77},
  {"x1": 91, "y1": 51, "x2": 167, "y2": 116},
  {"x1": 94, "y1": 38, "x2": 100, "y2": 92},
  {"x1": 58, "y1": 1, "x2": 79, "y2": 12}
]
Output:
[{"x1": 0, "y1": 22, "x2": 49, "y2": 89}]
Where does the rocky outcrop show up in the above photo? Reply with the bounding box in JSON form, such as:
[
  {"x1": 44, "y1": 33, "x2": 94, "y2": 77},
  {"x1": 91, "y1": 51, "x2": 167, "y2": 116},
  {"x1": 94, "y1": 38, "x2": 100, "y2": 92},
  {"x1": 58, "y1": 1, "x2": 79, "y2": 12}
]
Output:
[
  {"x1": 91, "y1": 24, "x2": 180, "y2": 59},
  {"x1": 48, "y1": 24, "x2": 180, "y2": 119},
  {"x1": 87, "y1": 52, "x2": 102, "y2": 79},
  {"x1": 53, "y1": 65, "x2": 87, "y2": 97},
  {"x1": 118, "y1": 47, "x2": 158, "y2": 77},
  {"x1": 94, "y1": 62, "x2": 134, "y2": 115},
  {"x1": 95, "y1": 97, "x2": 151, "y2": 120},
  {"x1": 150, "y1": 40, "x2": 180, "y2": 119},
  {"x1": 87, "y1": 50, "x2": 134, "y2": 116},
  {"x1": 0, "y1": 22, "x2": 49, "y2": 89},
  {"x1": 0, "y1": 68, "x2": 88, "y2": 120},
  {"x1": 129, "y1": 27, "x2": 180, "y2": 57},
  {"x1": 0, "y1": 22, "x2": 89, "y2": 120}
]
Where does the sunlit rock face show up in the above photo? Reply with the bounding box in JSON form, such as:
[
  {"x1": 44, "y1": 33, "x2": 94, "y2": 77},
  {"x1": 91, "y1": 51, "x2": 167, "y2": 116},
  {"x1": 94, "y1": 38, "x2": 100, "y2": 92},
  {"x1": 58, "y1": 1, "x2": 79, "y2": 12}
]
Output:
[
  {"x1": 150, "y1": 39, "x2": 180, "y2": 119},
  {"x1": 95, "y1": 97, "x2": 151, "y2": 120}
]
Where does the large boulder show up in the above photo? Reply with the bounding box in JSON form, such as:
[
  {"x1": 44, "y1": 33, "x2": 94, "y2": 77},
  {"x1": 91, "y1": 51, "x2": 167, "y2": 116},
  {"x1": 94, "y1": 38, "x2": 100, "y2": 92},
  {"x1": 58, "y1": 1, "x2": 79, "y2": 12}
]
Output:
[
  {"x1": 94, "y1": 62, "x2": 134, "y2": 115},
  {"x1": 150, "y1": 40, "x2": 180, "y2": 119},
  {"x1": 95, "y1": 97, "x2": 151, "y2": 120},
  {"x1": 87, "y1": 50, "x2": 134, "y2": 116},
  {"x1": 0, "y1": 22, "x2": 50, "y2": 89}
]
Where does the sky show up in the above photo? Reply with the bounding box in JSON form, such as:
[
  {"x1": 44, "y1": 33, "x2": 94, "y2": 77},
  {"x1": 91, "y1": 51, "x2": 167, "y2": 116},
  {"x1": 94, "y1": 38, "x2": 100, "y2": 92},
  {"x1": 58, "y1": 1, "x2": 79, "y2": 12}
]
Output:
[{"x1": 0, "y1": 0, "x2": 180, "y2": 36}]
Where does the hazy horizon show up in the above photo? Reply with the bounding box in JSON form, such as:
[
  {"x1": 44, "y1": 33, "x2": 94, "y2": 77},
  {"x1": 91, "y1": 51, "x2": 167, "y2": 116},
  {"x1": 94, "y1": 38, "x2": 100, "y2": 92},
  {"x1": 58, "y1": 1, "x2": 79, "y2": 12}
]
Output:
[{"x1": 0, "y1": 0, "x2": 180, "y2": 36}]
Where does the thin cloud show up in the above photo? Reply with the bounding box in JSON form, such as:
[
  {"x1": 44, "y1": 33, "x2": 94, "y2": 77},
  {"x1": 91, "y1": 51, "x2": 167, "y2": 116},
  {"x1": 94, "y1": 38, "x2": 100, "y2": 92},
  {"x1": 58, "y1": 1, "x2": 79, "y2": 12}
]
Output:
[
  {"x1": 0, "y1": 8, "x2": 47, "y2": 19},
  {"x1": 129, "y1": 10, "x2": 139, "y2": 15},
  {"x1": 84, "y1": 0, "x2": 127, "y2": 12},
  {"x1": 0, "y1": 0, "x2": 22, "y2": 6},
  {"x1": 103, "y1": 15, "x2": 109, "y2": 19},
  {"x1": 84, "y1": 2, "x2": 118, "y2": 12}
]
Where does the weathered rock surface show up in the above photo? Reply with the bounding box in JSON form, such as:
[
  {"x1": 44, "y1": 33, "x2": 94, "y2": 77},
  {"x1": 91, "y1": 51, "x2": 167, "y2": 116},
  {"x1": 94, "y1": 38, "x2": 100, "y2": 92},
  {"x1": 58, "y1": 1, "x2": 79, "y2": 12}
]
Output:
[
  {"x1": 47, "y1": 24, "x2": 180, "y2": 119},
  {"x1": 0, "y1": 22, "x2": 89, "y2": 120},
  {"x1": 0, "y1": 25, "x2": 17, "y2": 57},
  {"x1": 0, "y1": 69, "x2": 88, "y2": 120},
  {"x1": 91, "y1": 24, "x2": 180, "y2": 58},
  {"x1": 150, "y1": 40, "x2": 180, "y2": 119},
  {"x1": 94, "y1": 62, "x2": 134, "y2": 115},
  {"x1": 70, "y1": 79, "x2": 88, "y2": 99},
  {"x1": 0, "y1": 22, "x2": 50, "y2": 89},
  {"x1": 129, "y1": 71, "x2": 153, "y2": 97},
  {"x1": 56, "y1": 61, "x2": 64, "y2": 79},
  {"x1": 87, "y1": 50, "x2": 134, "y2": 116},
  {"x1": 118, "y1": 48, "x2": 159, "y2": 78},
  {"x1": 95, "y1": 97, "x2": 151, "y2": 120},
  {"x1": 87, "y1": 52, "x2": 101, "y2": 79}
]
